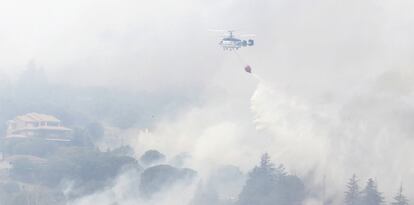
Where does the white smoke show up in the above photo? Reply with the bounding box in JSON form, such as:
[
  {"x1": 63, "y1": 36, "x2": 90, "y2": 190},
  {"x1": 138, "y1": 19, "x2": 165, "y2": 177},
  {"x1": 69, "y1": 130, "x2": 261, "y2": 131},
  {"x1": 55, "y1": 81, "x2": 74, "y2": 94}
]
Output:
[
  {"x1": 69, "y1": 169, "x2": 198, "y2": 205},
  {"x1": 71, "y1": 67, "x2": 414, "y2": 205},
  {"x1": 250, "y1": 69, "x2": 414, "y2": 202},
  {"x1": 3, "y1": 0, "x2": 414, "y2": 204}
]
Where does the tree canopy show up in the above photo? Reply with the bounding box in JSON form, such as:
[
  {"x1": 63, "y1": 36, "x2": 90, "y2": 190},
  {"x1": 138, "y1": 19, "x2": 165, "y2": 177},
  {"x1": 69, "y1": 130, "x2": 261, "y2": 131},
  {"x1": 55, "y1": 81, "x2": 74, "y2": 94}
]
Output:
[{"x1": 238, "y1": 153, "x2": 305, "y2": 205}]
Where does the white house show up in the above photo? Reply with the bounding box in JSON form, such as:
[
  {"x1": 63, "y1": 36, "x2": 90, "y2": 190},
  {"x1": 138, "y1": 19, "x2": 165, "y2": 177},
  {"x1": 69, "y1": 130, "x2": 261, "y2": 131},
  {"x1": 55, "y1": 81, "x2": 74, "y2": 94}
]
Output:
[{"x1": 6, "y1": 113, "x2": 72, "y2": 141}]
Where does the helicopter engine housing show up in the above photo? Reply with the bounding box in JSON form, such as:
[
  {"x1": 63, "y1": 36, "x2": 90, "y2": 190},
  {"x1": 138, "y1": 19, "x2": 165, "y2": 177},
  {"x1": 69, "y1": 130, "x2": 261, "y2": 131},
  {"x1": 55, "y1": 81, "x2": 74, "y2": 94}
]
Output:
[{"x1": 247, "y1": 39, "x2": 254, "y2": 46}]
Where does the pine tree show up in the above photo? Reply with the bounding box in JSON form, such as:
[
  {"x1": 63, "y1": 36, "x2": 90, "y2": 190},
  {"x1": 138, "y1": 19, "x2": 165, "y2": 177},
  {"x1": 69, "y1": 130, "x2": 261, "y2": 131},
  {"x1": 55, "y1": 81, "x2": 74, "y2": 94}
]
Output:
[
  {"x1": 237, "y1": 153, "x2": 304, "y2": 205},
  {"x1": 345, "y1": 174, "x2": 361, "y2": 205},
  {"x1": 361, "y1": 178, "x2": 384, "y2": 205},
  {"x1": 261, "y1": 153, "x2": 288, "y2": 178},
  {"x1": 238, "y1": 153, "x2": 277, "y2": 205},
  {"x1": 259, "y1": 153, "x2": 274, "y2": 172},
  {"x1": 391, "y1": 185, "x2": 409, "y2": 205}
]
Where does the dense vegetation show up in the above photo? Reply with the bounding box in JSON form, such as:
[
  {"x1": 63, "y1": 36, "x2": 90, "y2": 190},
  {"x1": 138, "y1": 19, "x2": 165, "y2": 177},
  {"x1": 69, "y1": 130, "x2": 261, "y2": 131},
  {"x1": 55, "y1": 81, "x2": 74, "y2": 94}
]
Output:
[
  {"x1": 344, "y1": 174, "x2": 409, "y2": 205},
  {"x1": 237, "y1": 153, "x2": 305, "y2": 205},
  {"x1": 0, "y1": 66, "x2": 197, "y2": 134},
  {"x1": 0, "y1": 67, "x2": 410, "y2": 205}
]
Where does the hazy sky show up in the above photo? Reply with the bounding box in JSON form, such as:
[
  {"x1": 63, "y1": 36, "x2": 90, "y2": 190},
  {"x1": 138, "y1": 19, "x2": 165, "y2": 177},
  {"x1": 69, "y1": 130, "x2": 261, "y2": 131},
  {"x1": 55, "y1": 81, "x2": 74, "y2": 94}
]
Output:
[{"x1": 2, "y1": 0, "x2": 413, "y2": 91}]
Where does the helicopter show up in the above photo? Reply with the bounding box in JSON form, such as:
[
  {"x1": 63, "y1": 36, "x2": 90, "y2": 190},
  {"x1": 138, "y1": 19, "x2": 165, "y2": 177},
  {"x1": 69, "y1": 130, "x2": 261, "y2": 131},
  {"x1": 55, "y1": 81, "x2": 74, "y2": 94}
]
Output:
[{"x1": 213, "y1": 30, "x2": 255, "y2": 50}]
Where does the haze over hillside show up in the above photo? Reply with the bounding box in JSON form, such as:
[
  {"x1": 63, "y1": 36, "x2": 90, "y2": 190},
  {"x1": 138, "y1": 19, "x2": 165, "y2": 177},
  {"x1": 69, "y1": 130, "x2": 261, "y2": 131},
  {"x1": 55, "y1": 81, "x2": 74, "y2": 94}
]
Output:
[{"x1": 1, "y1": 0, "x2": 414, "y2": 205}]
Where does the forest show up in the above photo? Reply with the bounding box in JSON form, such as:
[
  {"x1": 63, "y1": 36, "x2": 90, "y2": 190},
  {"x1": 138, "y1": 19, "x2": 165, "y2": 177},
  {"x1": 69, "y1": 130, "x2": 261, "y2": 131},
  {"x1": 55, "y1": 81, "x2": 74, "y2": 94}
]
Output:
[{"x1": 0, "y1": 67, "x2": 410, "y2": 205}]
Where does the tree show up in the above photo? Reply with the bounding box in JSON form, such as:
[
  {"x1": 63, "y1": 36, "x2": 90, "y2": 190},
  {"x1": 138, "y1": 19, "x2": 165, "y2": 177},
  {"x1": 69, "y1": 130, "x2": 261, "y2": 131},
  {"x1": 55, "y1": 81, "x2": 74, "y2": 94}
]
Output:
[
  {"x1": 111, "y1": 145, "x2": 135, "y2": 157},
  {"x1": 238, "y1": 153, "x2": 278, "y2": 205},
  {"x1": 140, "y1": 150, "x2": 166, "y2": 167},
  {"x1": 139, "y1": 164, "x2": 196, "y2": 198},
  {"x1": 361, "y1": 178, "x2": 384, "y2": 205},
  {"x1": 238, "y1": 153, "x2": 305, "y2": 205},
  {"x1": 190, "y1": 182, "x2": 221, "y2": 205},
  {"x1": 85, "y1": 122, "x2": 104, "y2": 141},
  {"x1": 71, "y1": 128, "x2": 95, "y2": 147},
  {"x1": 391, "y1": 185, "x2": 409, "y2": 205},
  {"x1": 345, "y1": 174, "x2": 361, "y2": 205}
]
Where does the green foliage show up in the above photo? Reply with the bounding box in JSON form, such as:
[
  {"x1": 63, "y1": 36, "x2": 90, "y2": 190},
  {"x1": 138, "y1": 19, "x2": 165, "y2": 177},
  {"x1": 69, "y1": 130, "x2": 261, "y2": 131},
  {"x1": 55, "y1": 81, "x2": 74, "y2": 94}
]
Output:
[
  {"x1": 0, "y1": 65, "x2": 195, "y2": 134},
  {"x1": 2, "y1": 138, "x2": 61, "y2": 158},
  {"x1": 190, "y1": 182, "x2": 221, "y2": 205},
  {"x1": 361, "y1": 178, "x2": 384, "y2": 205},
  {"x1": 345, "y1": 174, "x2": 361, "y2": 205},
  {"x1": 0, "y1": 184, "x2": 65, "y2": 205},
  {"x1": 71, "y1": 128, "x2": 96, "y2": 147},
  {"x1": 10, "y1": 158, "x2": 43, "y2": 183},
  {"x1": 85, "y1": 122, "x2": 105, "y2": 140},
  {"x1": 10, "y1": 146, "x2": 139, "y2": 192},
  {"x1": 111, "y1": 145, "x2": 135, "y2": 157},
  {"x1": 139, "y1": 164, "x2": 196, "y2": 197},
  {"x1": 391, "y1": 186, "x2": 409, "y2": 205},
  {"x1": 238, "y1": 153, "x2": 305, "y2": 205},
  {"x1": 140, "y1": 149, "x2": 166, "y2": 166}
]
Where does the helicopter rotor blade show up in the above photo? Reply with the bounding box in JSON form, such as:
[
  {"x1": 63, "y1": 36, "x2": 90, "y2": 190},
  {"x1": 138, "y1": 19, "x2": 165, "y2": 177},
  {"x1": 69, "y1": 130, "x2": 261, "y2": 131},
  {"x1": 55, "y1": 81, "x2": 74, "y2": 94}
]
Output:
[
  {"x1": 240, "y1": 34, "x2": 256, "y2": 37},
  {"x1": 208, "y1": 29, "x2": 240, "y2": 33},
  {"x1": 208, "y1": 29, "x2": 227, "y2": 32}
]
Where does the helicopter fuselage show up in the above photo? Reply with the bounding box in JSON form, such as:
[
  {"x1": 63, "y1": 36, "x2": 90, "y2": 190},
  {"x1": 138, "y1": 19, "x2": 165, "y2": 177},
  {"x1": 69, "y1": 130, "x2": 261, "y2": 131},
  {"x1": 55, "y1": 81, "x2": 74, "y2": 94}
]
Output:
[
  {"x1": 220, "y1": 37, "x2": 243, "y2": 50},
  {"x1": 219, "y1": 35, "x2": 254, "y2": 50}
]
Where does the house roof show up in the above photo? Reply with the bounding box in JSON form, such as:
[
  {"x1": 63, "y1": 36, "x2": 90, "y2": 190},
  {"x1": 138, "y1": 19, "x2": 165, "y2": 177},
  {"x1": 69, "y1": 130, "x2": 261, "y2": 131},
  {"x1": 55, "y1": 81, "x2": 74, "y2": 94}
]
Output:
[
  {"x1": 11, "y1": 126, "x2": 72, "y2": 133},
  {"x1": 15, "y1": 113, "x2": 60, "y2": 122}
]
